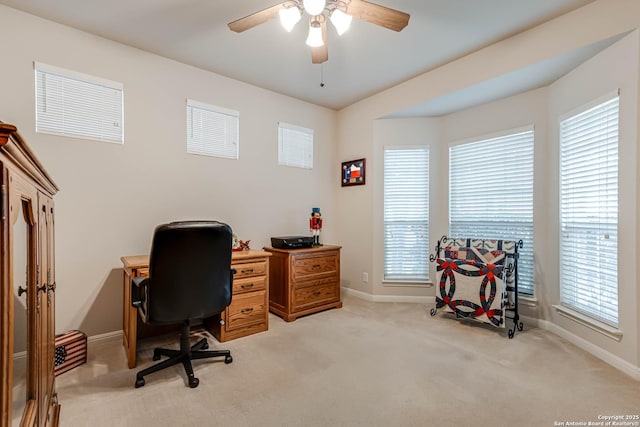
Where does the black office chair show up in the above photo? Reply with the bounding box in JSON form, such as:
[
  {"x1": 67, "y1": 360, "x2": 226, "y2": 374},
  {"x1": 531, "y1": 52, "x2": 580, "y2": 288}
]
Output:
[{"x1": 131, "y1": 221, "x2": 235, "y2": 388}]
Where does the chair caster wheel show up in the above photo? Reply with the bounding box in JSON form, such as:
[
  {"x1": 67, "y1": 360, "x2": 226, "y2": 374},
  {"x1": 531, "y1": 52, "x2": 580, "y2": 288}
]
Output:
[
  {"x1": 225, "y1": 355, "x2": 233, "y2": 364},
  {"x1": 201, "y1": 341, "x2": 209, "y2": 350},
  {"x1": 152, "y1": 350, "x2": 161, "y2": 361},
  {"x1": 189, "y1": 377, "x2": 199, "y2": 388},
  {"x1": 135, "y1": 378, "x2": 145, "y2": 388}
]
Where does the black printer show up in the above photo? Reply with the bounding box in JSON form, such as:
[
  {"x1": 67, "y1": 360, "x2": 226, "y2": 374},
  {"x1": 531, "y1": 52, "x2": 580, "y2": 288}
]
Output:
[{"x1": 270, "y1": 236, "x2": 314, "y2": 249}]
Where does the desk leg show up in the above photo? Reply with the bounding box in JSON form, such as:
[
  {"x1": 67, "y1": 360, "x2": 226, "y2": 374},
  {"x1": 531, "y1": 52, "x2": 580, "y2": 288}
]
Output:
[{"x1": 122, "y1": 269, "x2": 138, "y2": 369}]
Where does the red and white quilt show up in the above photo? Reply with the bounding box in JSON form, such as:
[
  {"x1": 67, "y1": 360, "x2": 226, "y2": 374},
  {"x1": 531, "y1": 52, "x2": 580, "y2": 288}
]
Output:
[{"x1": 434, "y1": 238, "x2": 518, "y2": 328}]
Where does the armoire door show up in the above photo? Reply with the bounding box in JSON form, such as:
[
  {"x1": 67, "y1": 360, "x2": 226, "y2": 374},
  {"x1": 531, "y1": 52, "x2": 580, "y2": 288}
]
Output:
[
  {"x1": 37, "y1": 193, "x2": 56, "y2": 427},
  {"x1": 45, "y1": 197, "x2": 57, "y2": 425},
  {"x1": 7, "y1": 169, "x2": 40, "y2": 427}
]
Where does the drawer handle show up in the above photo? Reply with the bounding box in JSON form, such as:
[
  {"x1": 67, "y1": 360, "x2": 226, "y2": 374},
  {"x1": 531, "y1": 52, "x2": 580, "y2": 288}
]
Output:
[
  {"x1": 241, "y1": 268, "x2": 254, "y2": 274},
  {"x1": 240, "y1": 308, "x2": 254, "y2": 314},
  {"x1": 313, "y1": 291, "x2": 322, "y2": 296},
  {"x1": 312, "y1": 264, "x2": 321, "y2": 269},
  {"x1": 241, "y1": 283, "x2": 254, "y2": 289}
]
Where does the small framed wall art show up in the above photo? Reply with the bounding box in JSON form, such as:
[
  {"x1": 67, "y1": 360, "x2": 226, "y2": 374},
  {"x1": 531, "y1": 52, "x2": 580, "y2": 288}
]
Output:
[{"x1": 341, "y1": 158, "x2": 366, "y2": 187}]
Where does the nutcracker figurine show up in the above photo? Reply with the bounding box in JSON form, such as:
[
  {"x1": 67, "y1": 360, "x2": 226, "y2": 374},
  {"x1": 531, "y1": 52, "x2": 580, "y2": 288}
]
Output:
[{"x1": 309, "y1": 207, "x2": 323, "y2": 246}]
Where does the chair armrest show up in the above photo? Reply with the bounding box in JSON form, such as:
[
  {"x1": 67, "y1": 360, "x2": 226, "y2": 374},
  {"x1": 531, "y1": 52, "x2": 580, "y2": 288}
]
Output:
[
  {"x1": 131, "y1": 276, "x2": 148, "y2": 317},
  {"x1": 228, "y1": 268, "x2": 236, "y2": 305}
]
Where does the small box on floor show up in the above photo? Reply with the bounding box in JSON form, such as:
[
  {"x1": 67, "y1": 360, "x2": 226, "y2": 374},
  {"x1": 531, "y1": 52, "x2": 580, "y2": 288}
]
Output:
[{"x1": 54, "y1": 330, "x2": 87, "y2": 376}]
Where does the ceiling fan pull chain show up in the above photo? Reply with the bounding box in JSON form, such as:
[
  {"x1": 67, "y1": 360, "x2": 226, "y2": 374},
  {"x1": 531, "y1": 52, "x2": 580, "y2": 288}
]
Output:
[{"x1": 320, "y1": 63, "x2": 325, "y2": 87}]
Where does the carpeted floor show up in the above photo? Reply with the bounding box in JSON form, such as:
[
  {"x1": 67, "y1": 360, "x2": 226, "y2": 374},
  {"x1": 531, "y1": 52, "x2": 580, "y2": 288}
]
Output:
[{"x1": 56, "y1": 295, "x2": 640, "y2": 427}]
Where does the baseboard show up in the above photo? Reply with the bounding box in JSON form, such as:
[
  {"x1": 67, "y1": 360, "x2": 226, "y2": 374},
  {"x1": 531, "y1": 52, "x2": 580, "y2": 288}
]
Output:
[
  {"x1": 12, "y1": 330, "x2": 122, "y2": 362},
  {"x1": 342, "y1": 286, "x2": 434, "y2": 304},
  {"x1": 87, "y1": 330, "x2": 123, "y2": 347},
  {"x1": 533, "y1": 318, "x2": 640, "y2": 381}
]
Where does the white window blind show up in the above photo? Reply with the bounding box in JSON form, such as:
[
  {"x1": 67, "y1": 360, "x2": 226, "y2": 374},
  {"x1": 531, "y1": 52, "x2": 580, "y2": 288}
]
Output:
[
  {"x1": 186, "y1": 99, "x2": 239, "y2": 159},
  {"x1": 559, "y1": 95, "x2": 619, "y2": 327},
  {"x1": 383, "y1": 146, "x2": 429, "y2": 281},
  {"x1": 35, "y1": 62, "x2": 124, "y2": 144},
  {"x1": 449, "y1": 129, "x2": 534, "y2": 295},
  {"x1": 278, "y1": 122, "x2": 313, "y2": 169}
]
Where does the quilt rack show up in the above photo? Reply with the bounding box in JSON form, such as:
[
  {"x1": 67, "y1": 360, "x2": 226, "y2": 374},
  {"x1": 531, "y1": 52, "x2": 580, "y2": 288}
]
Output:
[{"x1": 429, "y1": 235, "x2": 524, "y2": 339}]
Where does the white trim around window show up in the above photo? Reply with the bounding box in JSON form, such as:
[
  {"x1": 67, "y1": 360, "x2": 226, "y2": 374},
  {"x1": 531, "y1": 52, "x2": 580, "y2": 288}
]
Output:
[
  {"x1": 278, "y1": 122, "x2": 314, "y2": 169},
  {"x1": 448, "y1": 126, "x2": 534, "y2": 295},
  {"x1": 186, "y1": 99, "x2": 239, "y2": 160},
  {"x1": 559, "y1": 91, "x2": 620, "y2": 328},
  {"x1": 34, "y1": 62, "x2": 124, "y2": 144},
  {"x1": 383, "y1": 145, "x2": 430, "y2": 283}
]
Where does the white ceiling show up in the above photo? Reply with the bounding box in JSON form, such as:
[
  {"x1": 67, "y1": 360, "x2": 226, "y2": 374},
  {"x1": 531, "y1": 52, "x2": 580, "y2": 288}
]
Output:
[{"x1": 0, "y1": 0, "x2": 602, "y2": 113}]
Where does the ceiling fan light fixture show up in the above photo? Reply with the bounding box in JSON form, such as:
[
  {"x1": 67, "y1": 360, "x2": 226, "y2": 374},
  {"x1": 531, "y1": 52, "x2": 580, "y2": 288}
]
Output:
[
  {"x1": 306, "y1": 21, "x2": 324, "y2": 47},
  {"x1": 330, "y1": 8, "x2": 352, "y2": 35},
  {"x1": 302, "y1": 0, "x2": 326, "y2": 16},
  {"x1": 279, "y1": 6, "x2": 302, "y2": 32},
  {"x1": 228, "y1": 0, "x2": 410, "y2": 65}
]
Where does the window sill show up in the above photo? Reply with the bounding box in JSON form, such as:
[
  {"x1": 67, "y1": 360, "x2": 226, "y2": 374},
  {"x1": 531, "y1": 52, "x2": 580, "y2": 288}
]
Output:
[
  {"x1": 382, "y1": 280, "x2": 432, "y2": 288},
  {"x1": 553, "y1": 304, "x2": 623, "y2": 342},
  {"x1": 518, "y1": 295, "x2": 538, "y2": 308}
]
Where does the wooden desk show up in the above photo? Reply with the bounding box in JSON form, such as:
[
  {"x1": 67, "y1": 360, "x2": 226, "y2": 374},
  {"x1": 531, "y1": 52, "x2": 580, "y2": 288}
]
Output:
[{"x1": 121, "y1": 250, "x2": 271, "y2": 369}]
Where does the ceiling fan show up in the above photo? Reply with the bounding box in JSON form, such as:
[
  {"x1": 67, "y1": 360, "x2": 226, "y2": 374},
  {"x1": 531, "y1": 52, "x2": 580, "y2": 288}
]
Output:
[{"x1": 228, "y1": 0, "x2": 410, "y2": 64}]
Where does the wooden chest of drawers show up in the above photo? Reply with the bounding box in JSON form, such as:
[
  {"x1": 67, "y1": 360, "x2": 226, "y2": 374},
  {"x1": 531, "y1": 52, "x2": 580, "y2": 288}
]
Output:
[
  {"x1": 208, "y1": 251, "x2": 271, "y2": 342},
  {"x1": 264, "y1": 245, "x2": 342, "y2": 322}
]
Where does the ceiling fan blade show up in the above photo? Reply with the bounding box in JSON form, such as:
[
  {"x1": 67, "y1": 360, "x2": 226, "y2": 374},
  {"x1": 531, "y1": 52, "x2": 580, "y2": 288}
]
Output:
[
  {"x1": 228, "y1": 3, "x2": 284, "y2": 33},
  {"x1": 346, "y1": 0, "x2": 410, "y2": 32},
  {"x1": 311, "y1": 20, "x2": 328, "y2": 64}
]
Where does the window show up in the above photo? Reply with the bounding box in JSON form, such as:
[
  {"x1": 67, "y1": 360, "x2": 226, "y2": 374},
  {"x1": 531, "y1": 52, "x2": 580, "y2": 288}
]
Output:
[
  {"x1": 35, "y1": 62, "x2": 124, "y2": 143},
  {"x1": 186, "y1": 99, "x2": 239, "y2": 159},
  {"x1": 559, "y1": 94, "x2": 619, "y2": 327},
  {"x1": 278, "y1": 122, "x2": 313, "y2": 169},
  {"x1": 383, "y1": 146, "x2": 429, "y2": 281},
  {"x1": 449, "y1": 128, "x2": 534, "y2": 295}
]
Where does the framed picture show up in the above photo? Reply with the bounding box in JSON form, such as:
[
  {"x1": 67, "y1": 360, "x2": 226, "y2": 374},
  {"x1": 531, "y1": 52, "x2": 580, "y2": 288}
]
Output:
[{"x1": 341, "y1": 158, "x2": 366, "y2": 187}]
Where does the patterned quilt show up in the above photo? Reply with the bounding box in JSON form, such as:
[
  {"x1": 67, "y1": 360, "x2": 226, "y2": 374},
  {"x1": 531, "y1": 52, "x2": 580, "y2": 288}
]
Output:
[{"x1": 434, "y1": 238, "x2": 518, "y2": 328}]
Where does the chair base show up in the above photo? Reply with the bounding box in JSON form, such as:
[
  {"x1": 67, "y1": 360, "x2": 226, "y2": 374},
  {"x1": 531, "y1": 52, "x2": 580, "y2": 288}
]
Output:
[{"x1": 134, "y1": 322, "x2": 232, "y2": 388}]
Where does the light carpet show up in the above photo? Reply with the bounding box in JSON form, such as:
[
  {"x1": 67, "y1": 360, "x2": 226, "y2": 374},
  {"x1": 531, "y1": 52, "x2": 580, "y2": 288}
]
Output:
[{"x1": 56, "y1": 295, "x2": 640, "y2": 427}]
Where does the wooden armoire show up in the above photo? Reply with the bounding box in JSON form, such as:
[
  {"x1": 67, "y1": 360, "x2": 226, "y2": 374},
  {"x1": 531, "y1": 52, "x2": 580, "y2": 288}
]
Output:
[{"x1": 0, "y1": 123, "x2": 60, "y2": 426}]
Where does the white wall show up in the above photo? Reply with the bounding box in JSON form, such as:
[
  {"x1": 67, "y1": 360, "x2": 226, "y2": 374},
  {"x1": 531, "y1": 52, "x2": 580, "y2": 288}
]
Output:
[
  {"x1": 438, "y1": 31, "x2": 640, "y2": 373},
  {"x1": 546, "y1": 31, "x2": 639, "y2": 368},
  {"x1": 336, "y1": 0, "x2": 640, "y2": 376},
  {"x1": 370, "y1": 118, "x2": 443, "y2": 300},
  {"x1": 2, "y1": 0, "x2": 639, "y2": 377},
  {"x1": 337, "y1": 0, "x2": 640, "y2": 295},
  {"x1": 0, "y1": 5, "x2": 337, "y2": 336},
  {"x1": 442, "y1": 88, "x2": 549, "y2": 315}
]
